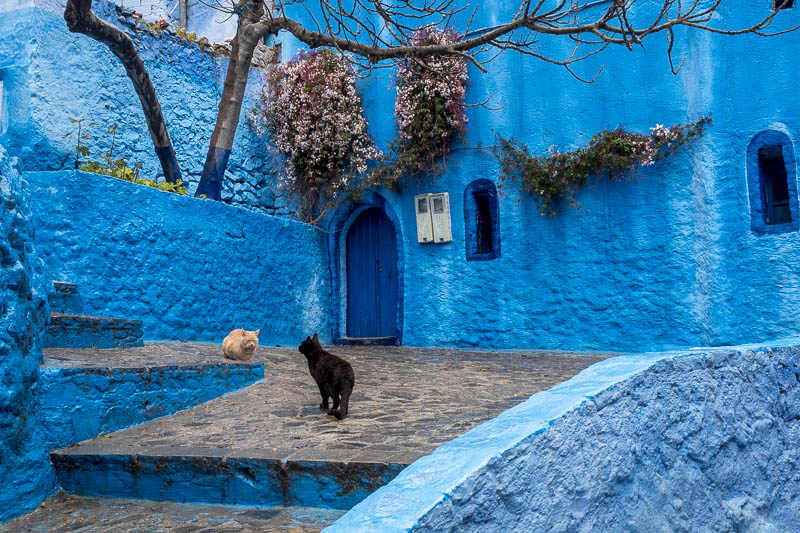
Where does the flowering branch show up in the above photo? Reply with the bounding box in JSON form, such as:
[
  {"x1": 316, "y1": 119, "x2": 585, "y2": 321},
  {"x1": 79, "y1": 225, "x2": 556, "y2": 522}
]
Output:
[
  {"x1": 496, "y1": 116, "x2": 711, "y2": 216},
  {"x1": 250, "y1": 49, "x2": 379, "y2": 222},
  {"x1": 370, "y1": 27, "x2": 469, "y2": 189}
]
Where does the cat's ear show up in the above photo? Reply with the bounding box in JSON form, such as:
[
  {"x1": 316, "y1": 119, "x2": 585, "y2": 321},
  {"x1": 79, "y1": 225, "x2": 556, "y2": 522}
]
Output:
[
  {"x1": 241, "y1": 330, "x2": 245, "y2": 337},
  {"x1": 255, "y1": 329, "x2": 260, "y2": 336},
  {"x1": 305, "y1": 336, "x2": 311, "y2": 342},
  {"x1": 312, "y1": 333, "x2": 318, "y2": 342}
]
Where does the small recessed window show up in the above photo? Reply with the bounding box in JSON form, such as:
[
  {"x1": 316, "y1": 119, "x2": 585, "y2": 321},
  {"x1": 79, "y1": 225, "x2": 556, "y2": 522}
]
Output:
[
  {"x1": 417, "y1": 197, "x2": 428, "y2": 213},
  {"x1": 759, "y1": 146, "x2": 791, "y2": 225},
  {"x1": 775, "y1": 0, "x2": 793, "y2": 10},
  {"x1": 474, "y1": 191, "x2": 493, "y2": 254},
  {"x1": 464, "y1": 179, "x2": 500, "y2": 261},
  {"x1": 432, "y1": 197, "x2": 444, "y2": 213},
  {"x1": 746, "y1": 130, "x2": 798, "y2": 235}
]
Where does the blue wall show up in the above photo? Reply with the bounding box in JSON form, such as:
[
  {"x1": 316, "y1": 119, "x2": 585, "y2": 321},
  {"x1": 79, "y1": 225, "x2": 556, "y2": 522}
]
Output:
[
  {"x1": 0, "y1": 0, "x2": 288, "y2": 214},
  {"x1": 4, "y1": 0, "x2": 800, "y2": 351},
  {"x1": 39, "y1": 361, "x2": 264, "y2": 449},
  {"x1": 328, "y1": 340, "x2": 800, "y2": 532},
  {"x1": 313, "y1": 2, "x2": 800, "y2": 351},
  {"x1": 0, "y1": 144, "x2": 56, "y2": 523},
  {"x1": 26, "y1": 170, "x2": 331, "y2": 344}
]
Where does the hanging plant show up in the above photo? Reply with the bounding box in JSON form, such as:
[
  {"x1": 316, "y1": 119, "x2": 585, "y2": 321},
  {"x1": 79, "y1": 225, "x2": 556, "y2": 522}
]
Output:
[
  {"x1": 495, "y1": 116, "x2": 711, "y2": 216},
  {"x1": 250, "y1": 48, "x2": 379, "y2": 222},
  {"x1": 370, "y1": 26, "x2": 469, "y2": 189}
]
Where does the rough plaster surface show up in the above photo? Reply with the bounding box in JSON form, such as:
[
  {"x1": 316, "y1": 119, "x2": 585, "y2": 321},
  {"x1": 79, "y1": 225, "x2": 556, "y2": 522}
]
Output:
[
  {"x1": 328, "y1": 342, "x2": 800, "y2": 532},
  {"x1": 0, "y1": 0, "x2": 287, "y2": 214},
  {"x1": 38, "y1": 360, "x2": 264, "y2": 449},
  {"x1": 0, "y1": 144, "x2": 55, "y2": 523},
  {"x1": 26, "y1": 170, "x2": 330, "y2": 343}
]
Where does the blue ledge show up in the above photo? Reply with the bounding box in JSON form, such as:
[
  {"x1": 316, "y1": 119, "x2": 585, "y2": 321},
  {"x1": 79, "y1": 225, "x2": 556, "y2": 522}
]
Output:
[{"x1": 39, "y1": 362, "x2": 264, "y2": 449}]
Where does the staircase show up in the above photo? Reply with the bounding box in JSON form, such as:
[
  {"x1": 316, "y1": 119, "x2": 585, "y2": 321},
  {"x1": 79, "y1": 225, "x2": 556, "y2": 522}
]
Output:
[{"x1": 45, "y1": 281, "x2": 143, "y2": 349}]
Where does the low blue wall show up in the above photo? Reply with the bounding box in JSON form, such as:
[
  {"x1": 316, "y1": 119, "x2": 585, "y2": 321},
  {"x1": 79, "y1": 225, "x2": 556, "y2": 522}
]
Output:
[
  {"x1": 0, "y1": 145, "x2": 55, "y2": 523},
  {"x1": 39, "y1": 362, "x2": 264, "y2": 450},
  {"x1": 26, "y1": 170, "x2": 330, "y2": 344},
  {"x1": 328, "y1": 341, "x2": 800, "y2": 532}
]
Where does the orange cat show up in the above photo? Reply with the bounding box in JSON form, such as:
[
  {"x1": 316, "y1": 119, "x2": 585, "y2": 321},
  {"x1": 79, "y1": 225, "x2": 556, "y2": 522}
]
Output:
[{"x1": 222, "y1": 328, "x2": 260, "y2": 362}]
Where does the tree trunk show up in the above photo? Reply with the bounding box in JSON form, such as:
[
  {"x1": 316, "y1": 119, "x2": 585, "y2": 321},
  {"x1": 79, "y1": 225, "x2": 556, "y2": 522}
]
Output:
[
  {"x1": 194, "y1": 29, "x2": 259, "y2": 200},
  {"x1": 64, "y1": 0, "x2": 182, "y2": 183}
]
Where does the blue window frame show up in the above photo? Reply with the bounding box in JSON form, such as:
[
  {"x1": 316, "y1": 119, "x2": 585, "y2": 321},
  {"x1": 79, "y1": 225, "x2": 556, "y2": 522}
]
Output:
[
  {"x1": 746, "y1": 130, "x2": 799, "y2": 235},
  {"x1": 464, "y1": 179, "x2": 500, "y2": 260}
]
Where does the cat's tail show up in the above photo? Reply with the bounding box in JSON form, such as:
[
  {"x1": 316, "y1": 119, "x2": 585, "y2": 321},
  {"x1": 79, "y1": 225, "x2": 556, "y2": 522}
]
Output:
[{"x1": 334, "y1": 381, "x2": 353, "y2": 420}]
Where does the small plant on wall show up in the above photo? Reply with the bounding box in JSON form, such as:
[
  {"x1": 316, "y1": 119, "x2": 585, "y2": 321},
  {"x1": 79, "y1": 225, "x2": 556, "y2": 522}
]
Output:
[
  {"x1": 370, "y1": 26, "x2": 468, "y2": 189},
  {"x1": 250, "y1": 48, "x2": 379, "y2": 222},
  {"x1": 495, "y1": 116, "x2": 711, "y2": 216},
  {"x1": 66, "y1": 119, "x2": 188, "y2": 195}
]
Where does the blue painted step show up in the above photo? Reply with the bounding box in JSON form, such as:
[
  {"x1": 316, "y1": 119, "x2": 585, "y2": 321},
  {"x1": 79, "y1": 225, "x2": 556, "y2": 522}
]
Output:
[
  {"x1": 50, "y1": 451, "x2": 404, "y2": 511},
  {"x1": 45, "y1": 314, "x2": 144, "y2": 349},
  {"x1": 50, "y1": 281, "x2": 84, "y2": 314},
  {"x1": 39, "y1": 362, "x2": 264, "y2": 449}
]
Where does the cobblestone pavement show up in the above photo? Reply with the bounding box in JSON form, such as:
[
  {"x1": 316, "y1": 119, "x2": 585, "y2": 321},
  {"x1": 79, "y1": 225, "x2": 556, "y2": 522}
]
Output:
[
  {"x1": 0, "y1": 495, "x2": 344, "y2": 533},
  {"x1": 61, "y1": 344, "x2": 614, "y2": 465}
]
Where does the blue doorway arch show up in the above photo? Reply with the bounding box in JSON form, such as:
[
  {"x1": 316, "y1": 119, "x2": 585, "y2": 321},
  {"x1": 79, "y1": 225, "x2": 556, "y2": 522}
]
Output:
[{"x1": 328, "y1": 193, "x2": 404, "y2": 344}]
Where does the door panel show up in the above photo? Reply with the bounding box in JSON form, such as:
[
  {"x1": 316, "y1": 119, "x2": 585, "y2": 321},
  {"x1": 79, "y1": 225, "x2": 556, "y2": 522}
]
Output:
[{"x1": 346, "y1": 208, "x2": 398, "y2": 338}]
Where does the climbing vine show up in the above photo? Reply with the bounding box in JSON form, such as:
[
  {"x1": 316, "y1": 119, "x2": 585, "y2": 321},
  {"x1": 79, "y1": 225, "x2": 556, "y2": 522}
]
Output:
[
  {"x1": 251, "y1": 48, "x2": 379, "y2": 222},
  {"x1": 495, "y1": 116, "x2": 711, "y2": 216},
  {"x1": 369, "y1": 26, "x2": 468, "y2": 189}
]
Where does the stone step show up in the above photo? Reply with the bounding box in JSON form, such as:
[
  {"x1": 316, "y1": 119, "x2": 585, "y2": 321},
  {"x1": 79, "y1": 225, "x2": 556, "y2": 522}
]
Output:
[
  {"x1": 40, "y1": 345, "x2": 264, "y2": 449},
  {"x1": 50, "y1": 448, "x2": 404, "y2": 511},
  {"x1": 45, "y1": 313, "x2": 144, "y2": 349},
  {"x1": 49, "y1": 280, "x2": 83, "y2": 314},
  {"x1": 0, "y1": 495, "x2": 344, "y2": 532}
]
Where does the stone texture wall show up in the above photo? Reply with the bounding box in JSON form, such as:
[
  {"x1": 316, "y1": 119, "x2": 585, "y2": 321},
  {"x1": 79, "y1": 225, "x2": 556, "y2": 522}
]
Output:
[
  {"x1": 329, "y1": 343, "x2": 800, "y2": 532},
  {"x1": 26, "y1": 169, "x2": 330, "y2": 344},
  {"x1": 0, "y1": 145, "x2": 55, "y2": 523},
  {"x1": 0, "y1": 0, "x2": 289, "y2": 215}
]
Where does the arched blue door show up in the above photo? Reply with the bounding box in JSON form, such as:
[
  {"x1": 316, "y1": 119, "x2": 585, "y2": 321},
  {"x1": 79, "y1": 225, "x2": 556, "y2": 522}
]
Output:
[{"x1": 346, "y1": 208, "x2": 398, "y2": 339}]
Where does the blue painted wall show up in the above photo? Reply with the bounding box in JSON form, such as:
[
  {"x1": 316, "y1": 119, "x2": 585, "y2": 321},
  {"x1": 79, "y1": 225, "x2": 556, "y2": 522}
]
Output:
[
  {"x1": 0, "y1": 0, "x2": 288, "y2": 215},
  {"x1": 328, "y1": 340, "x2": 800, "y2": 532},
  {"x1": 39, "y1": 361, "x2": 264, "y2": 449},
  {"x1": 309, "y1": 2, "x2": 800, "y2": 351},
  {"x1": 0, "y1": 144, "x2": 56, "y2": 523},
  {"x1": 26, "y1": 169, "x2": 331, "y2": 344},
  {"x1": 3, "y1": 0, "x2": 800, "y2": 351}
]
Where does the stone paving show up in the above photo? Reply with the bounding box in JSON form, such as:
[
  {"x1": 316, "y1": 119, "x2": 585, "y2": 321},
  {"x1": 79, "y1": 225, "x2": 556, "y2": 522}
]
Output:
[
  {"x1": 56, "y1": 343, "x2": 614, "y2": 465},
  {"x1": 0, "y1": 495, "x2": 345, "y2": 533}
]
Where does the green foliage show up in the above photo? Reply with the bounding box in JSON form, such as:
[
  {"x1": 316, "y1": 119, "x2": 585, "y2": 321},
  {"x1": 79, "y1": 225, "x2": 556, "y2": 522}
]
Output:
[
  {"x1": 80, "y1": 155, "x2": 188, "y2": 195},
  {"x1": 62, "y1": 118, "x2": 98, "y2": 169},
  {"x1": 68, "y1": 119, "x2": 188, "y2": 196},
  {"x1": 369, "y1": 94, "x2": 454, "y2": 191},
  {"x1": 495, "y1": 116, "x2": 711, "y2": 216}
]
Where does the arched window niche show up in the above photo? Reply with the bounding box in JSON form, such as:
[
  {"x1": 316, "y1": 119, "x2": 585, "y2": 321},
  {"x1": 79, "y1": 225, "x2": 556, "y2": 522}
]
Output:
[
  {"x1": 464, "y1": 178, "x2": 501, "y2": 261},
  {"x1": 746, "y1": 130, "x2": 799, "y2": 235}
]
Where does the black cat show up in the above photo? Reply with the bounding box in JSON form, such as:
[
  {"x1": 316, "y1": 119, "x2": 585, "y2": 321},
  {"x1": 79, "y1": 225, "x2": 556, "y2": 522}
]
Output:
[{"x1": 298, "y1": 333, "x2": 355, "y2": 420}]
